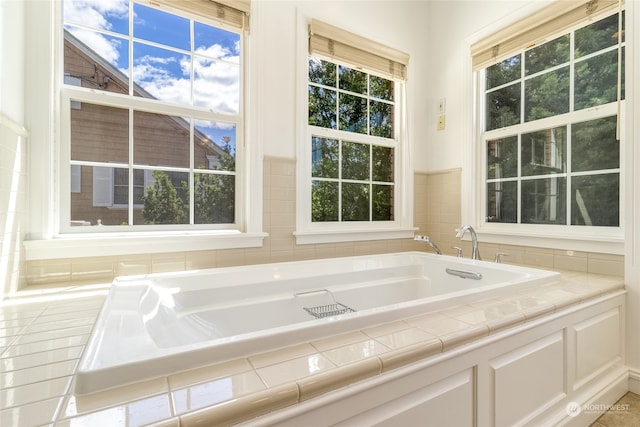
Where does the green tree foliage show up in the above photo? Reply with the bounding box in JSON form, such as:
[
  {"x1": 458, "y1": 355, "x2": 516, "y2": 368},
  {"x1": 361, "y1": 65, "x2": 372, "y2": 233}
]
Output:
[
  {"x1": 142, "y1": 137, "x2": 235, "y2": 225},
  {"x1": 142, "y1": 170, "x2": 188, "y2": 225}
]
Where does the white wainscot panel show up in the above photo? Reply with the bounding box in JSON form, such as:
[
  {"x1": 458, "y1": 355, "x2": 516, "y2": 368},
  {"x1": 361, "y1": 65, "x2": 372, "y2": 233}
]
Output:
[
  {"x1": 336, "y1": 368, "x2": 474, "y2": 427},
  {"x1": 572, "y1": 307, "x2": 622, "y2": 389},
  {"x1": 490, "y1": 331, "x2": 565, "y2": 427}
]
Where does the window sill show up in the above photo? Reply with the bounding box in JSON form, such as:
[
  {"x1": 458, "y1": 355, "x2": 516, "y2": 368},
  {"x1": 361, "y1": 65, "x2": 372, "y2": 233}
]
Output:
[
  {"x1": 474, "y1": 225, "x2": 624, "y2": 255},
  {"x1": 293, "y1": 227, "x2": 417, "y2": 245},
  {"x1": 24, "y1": 231, "x2": 268, "y2": 260}
]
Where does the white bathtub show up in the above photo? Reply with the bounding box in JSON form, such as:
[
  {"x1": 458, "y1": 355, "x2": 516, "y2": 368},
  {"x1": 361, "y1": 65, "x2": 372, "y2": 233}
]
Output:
[{"x1": 76, "y1": 251, "x2": 560, "y2": 394}]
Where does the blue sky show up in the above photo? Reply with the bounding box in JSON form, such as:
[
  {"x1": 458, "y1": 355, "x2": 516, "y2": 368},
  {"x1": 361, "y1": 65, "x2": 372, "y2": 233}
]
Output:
[{"x1": 63, "y1": 0, "x2": 239, "y2": 151}]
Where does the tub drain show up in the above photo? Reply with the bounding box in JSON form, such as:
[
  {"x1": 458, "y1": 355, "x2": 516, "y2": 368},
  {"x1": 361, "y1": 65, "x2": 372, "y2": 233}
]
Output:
[{"x1": 303, "y1": 303, "x2": 356, "y2": 319}]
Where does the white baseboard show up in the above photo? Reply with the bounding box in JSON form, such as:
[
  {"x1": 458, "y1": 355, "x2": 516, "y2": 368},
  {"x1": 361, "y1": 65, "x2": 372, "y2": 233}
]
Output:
[{"x1": 628, "y1": 368, "x2": 640, "y2": 394}]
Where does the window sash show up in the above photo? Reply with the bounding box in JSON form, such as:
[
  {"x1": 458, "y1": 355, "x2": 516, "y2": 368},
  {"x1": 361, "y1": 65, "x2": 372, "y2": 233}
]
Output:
[
  {"x1": 60, "y1": 0, "x2": 245, "y2": 233},
  {"x1": 308, "y1": 19, "x2": 409, "y2": 80},
  {"x1": 471, "y1": 0, "x2": 622, "y2": 70},
  {"x1": 475, "y1": 4, "x2": 625, "y2": 240}
]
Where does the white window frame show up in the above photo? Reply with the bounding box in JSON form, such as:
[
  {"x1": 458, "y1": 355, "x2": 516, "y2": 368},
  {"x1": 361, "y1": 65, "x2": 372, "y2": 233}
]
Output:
[
  {"x1": 464, "y1": 2, "x2": 625, "y2": 255},
  {"x1": 294, "y1": 13, "x2": 415, "y2": 245},
  {"x1": 23, "y1": 0, "x2": 265, "y2": 261}
]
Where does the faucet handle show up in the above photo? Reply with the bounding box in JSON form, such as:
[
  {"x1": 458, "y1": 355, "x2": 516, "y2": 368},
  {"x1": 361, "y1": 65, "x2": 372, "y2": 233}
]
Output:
[
  {"x1": 451, "y1": 246, "x2": 463, "y2": 258},
  {"x1": 494, "y1": 252, "x2": 508, "y2": 263}
]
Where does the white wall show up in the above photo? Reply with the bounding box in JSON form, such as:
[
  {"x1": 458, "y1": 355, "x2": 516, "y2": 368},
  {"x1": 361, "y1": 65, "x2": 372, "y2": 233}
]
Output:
[
  {"x1": 1, "y1": 0, "x2": 25, "y2": 123},
  {"x1": 1, "y1": 0, "x2": 28, "y2": 299},
  {"x1": 422, "y1": 0, "x2": 539, "y2": 172}
]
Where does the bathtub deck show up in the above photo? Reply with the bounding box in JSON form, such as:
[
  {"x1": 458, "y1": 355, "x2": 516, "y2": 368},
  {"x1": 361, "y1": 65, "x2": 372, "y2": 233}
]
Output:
[{"x1": 0, "y1": 270, "x2": 624, "y2": 426}]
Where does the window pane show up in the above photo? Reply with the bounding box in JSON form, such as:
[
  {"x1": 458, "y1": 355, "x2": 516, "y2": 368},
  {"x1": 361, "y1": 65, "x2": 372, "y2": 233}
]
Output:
[
  {"x1": 370, "y1": 100, "x2": 393, "y2": 138},
  {"x1": 372, "y1": 184, "x2": 393, "y2": 221},
  {"x1": 339, "y1": 65, "x2": 367, "y2": 94},
  {"x1": 342, "y1": 141, "x2": 369, "y2": 180},
  {"x1": 487, "y1": 181, "x2": 517, "y2": 223},
  {"x1": 342, "y1": 183, "x2": 369, "y2": 221},
  {"x1": 63, "y1": 0, "x2": 129, "y2": 35},
  {"x1": 486, "y1": 83, "x2": 520, "y2": 131},
  {"x1": 308, "y1": 86, "x2": 336, "y2": 128},
  {"x1": 370, "y1": 75, "x2": 393, "y2": 101},
  {"x1": 486, "y1": 54, "x2": 521, "y2": 90},
  {"x1": 525, "y1": 34, "x2": 569, "y2": 76},
  {"x1": 194, "y1": 173, "x2": 235, "y2": 224},
  {"x1": 572, "y1": 116, "x2": 618, "y2": 172},
  {"x1": 133, "y1": 111, "x2": 190, "y2": 168},
  {"x1": 575, "y1": 12, "x2": 623, "y2": 58},
  {"x1": 192, "y1": 18, "x2": 241, "y2": 114},
  {"x1": 133, "y1": 42, "x2": 190, "y2": 105},
  {"x1": 71, "y1": 103, "x2": 129, "y2": 163},
  {"x1": 133, "y1": 3, "x2": 190, "y2": 50},
  {"x1": 195, "y1": 121, "x2": 236, "y2": 171},
  {"x1": 571, "y1": 174, "x2": 619, "y2": 226},
  {"x1": 487, "y1": 136, "x2": 517, "y2": 179},
  {"x1": 312, "y1": 137, "x2": 339, "y2": 178},
  {"x1": 574, "y1": 50, "x2": 620, "y2": 110},
  {"x1": 71, "y1": 166, "x2": 129, "y2": 226},
  {"x1": 139, "y1": 170, "x2": 189, "y2": 225},
  {"x1": 64, "y1": 27, "x2": 130, "y2": 94},
  {"x1": 339, "y1": 93, "x2": 367, "y2": 134},
  {"x1": 309, "y1": 57, "x2": 336, "y2": 87},
  {"x1": 312, "y1": 181, "x2": 339, "y2": 221},
  {"x1": 194, "y1": 22, "x2": 239, "y2": 60},
  {"x1": 372, "y1": 146, "x2": 393, "y2": 183},
  {"x1": 525, "y1": 67, "x2": 569, "y2": 122},
  {"x1": 521, "y1": 177, "x2": 566, "y2": 224},
  {"x1": 521, "y1": 126, "x2": 566, "y2": 176},
  {"x1": 193, "y1": 57, "x2": 240, "y2": 113}
]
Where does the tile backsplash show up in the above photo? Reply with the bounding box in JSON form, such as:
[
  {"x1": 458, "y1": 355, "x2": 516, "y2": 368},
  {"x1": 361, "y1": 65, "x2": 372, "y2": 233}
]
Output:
[{"x1": 23, "y1": 160, "x2": 624, "y2": 288}]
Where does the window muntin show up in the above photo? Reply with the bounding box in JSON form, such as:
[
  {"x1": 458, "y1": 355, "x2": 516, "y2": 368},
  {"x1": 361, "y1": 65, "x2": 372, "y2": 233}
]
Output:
[
  {"x1": 482, "y1": 10, "x2": 623, "y2": 229},
  {"x1": 61, "y1": 0, "x2": 242, "y2": 230},
  {"x1": 308, "y1": 57, "x2": 396, "y2": 224}
]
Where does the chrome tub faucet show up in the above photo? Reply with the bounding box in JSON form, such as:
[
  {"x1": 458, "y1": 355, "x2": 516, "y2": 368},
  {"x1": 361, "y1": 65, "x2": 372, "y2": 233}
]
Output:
[{"x1": 456, "y1": 225, "x2": 481, "y2": 260}]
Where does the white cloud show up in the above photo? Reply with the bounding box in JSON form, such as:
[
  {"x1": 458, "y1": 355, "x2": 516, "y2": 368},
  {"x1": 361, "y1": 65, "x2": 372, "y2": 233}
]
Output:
[
  {"x1": 64, "y1": 0, "x2": 128, "y2": 31},
  {"x1": 67, "y1": 27, "x2": 122, "y2": 66},
  {"x1": 64, "y1": 0, "x2": 128, "y2": 67}
]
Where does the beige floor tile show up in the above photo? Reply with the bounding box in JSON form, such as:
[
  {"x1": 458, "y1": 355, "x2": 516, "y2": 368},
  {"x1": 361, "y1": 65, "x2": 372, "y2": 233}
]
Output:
[{"x1": 594, "y1": 392, "x2": 640, "y2": 427}]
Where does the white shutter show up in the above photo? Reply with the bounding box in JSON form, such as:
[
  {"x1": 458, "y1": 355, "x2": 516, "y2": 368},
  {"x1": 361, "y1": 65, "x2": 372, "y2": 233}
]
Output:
[{"x1": 93, "y1": 166, "x2": 113, "y2": 207}]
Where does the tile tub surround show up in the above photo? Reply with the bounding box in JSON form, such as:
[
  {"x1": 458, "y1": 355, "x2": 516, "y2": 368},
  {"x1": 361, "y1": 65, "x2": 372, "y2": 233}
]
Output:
[
  {"x1": 0, "y1": 272, "x2": 624, "y2": 426},
  {"x1": 21, "y1": 163, "x2": 623, "y2": 291}
]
